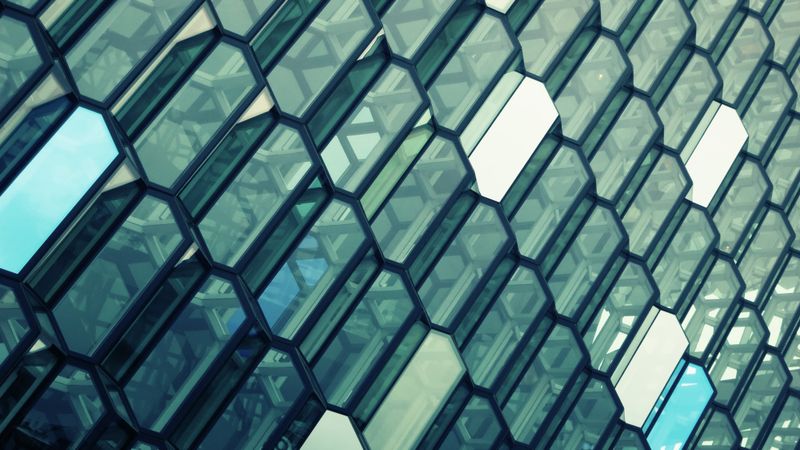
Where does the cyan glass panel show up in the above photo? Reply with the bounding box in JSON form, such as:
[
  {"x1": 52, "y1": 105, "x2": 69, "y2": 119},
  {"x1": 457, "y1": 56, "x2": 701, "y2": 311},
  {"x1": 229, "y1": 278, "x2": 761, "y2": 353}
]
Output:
[
  {"x1": 314, "y1": 270, "x2": 415, "y2": 407},
  {"x1": 211, "y1": 0, "x2": 279, "y2": 36},
  {"x1": 198, "y1": 124, "x2": 313, "y2": 266},
  {"x1": 322, "y1": 65, "x2": 423, "y2": 192},
  {"x1": 590, "y1": 95, "x2": 658, "y2": 201},
  {"x1": 427, "y1": 14, "x2": 515, "y2": 130},
  {"x1": 372, "y1": 136, "x2": 467, "y2": 263},
  {"x1": 518, "y1": 0, "x2": 593, "y2": 77},
  {"x1": 18, "y1": 366, "x2": 105, "y2": 448},
  {"x1": 135, "y1": 42, "x2": 257, "y2": 187},
  {"x1": 53, "y1": 196, "x2": 184, "y2": 355},
  {"x1": 382, "y1": 0, "x2": 457, "y2": 60},
  {"x1": 124, "y1": 276, "x2": 246, "y2": 431},
  {"x1": 0, "y1": 284, "x2": 29, "y2": 366},
  {"x1": 419, "y1": 202, "x2": 510, "y2": 327},
  {"x1": 511, "y1": 145, "x2": 590, "y2": 260},
  {"x1": 627, "y1": 0, "x2": 691, "y2": 93},
  {"x1": 501, "y1": 324, "x2": 583, "y2": 444},
  {"x1": 266, "y1": 0, "x2": 375, "y2": 117},
  {"x1": 199, "y1": 348, "x2": 305, "y2": 449},
  {"x1": 65, "y1": 0, "x2": 193, "y2": 101},
  {"x1": 364, "y1": 331, "x2": 465, "y2": 450},
  {"x1": 622, "y1": 153, "x2": 688, "y2": 256},
  {"x1": 0, "y1": 15, "x2": 42, "y2": 112},
  {"x1": 462, "y1": 265, "x2": 548, "y2": 387},
  {"x1": 258, "y1": 200, "x2": 367, "y2": 339},
  {"x1": 549, "y1": 204, "x2": 623, "y2": 318},
  {"x1": 646, "y1": 362, "x2": 713, "y2": 450},
  {"x1": 555, "y1": 35, "x2": 627, "y2": 141},
  {"x1": 583, "y1": 260, "x2": 652, "y2": 373},
  {"x1": 0, "y1": 107, "x2": 117, "y2": 273}
]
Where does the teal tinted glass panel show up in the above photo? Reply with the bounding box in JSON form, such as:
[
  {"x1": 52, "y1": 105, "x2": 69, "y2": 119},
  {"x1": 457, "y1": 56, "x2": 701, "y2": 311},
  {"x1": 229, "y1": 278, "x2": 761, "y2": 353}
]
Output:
[
  {"x1": 0, "y1": 284, "x2": 28, "y2": 365},
  {"x1": 372, "y1": 136, "x2": 467, "y2": 263},
  {"x1": 65, "y1": 0, "x2": 193, "y2": 101},
  {"x1": 364, "y1": 331, "x2": 465, "y2": 450},
  {"x1": 658, "y1": 53, "x2": 718, "y2": 152},
  {"x1": 124, "y1": 276, "x2": 246, "y2": 431},
  {"x1": 53, "y1": 196, "x2": 183, "y2": 355},
  {"x1": 198, "y1": 348, "x2": 305, "y2": 449},
  {"x1": 134, "y1": 42, "x2": 257, "y2": 187},
  {"x1": 198, "y1": 124, "x2": 313, "y2": 266},
  {"x1": 0, "y1": 107, "x2": 117, "y2": 273},
  {"x1": 583, "y1": 260, "x2": 652, "y2": 372},
  {"x1": 382, "y1": 0, "x2": 457, "y2": 60},
  {"x1": 501, "y1": 324, "x2": 583, "y2": 444},
  {"x1": 511, "y1": 145, "x2": 590, "y2": 260},
  {"x1": 628, "y1": 0, "x2": 691, "y2": 92},
  {"x1": 518, "y1": 0, "x2": 593, "y2": 77},
  {"x1": 549, "y1": 205, "x2": 623, "y2": 317},
  {"x1": 427, "y1": 14, "x2": 515, "y2": 130},
  {"x1": 419, "y1": 202, "x2": 510, "y2": 327},
  {"x1": 462, "y1": 264, "x2": 548, "y2": 387},
  {"x1": 622, "y1": 153, "x2": 688, "y2": 256},
  {"x1": 322, "y1": 65, "x2": 423, "y2": 192},
  {"x1": 258, "y1": 200, "x2": 367, "y2": 338},
  {"x1": 590, "y1": 96, "x2": 658, "y2": 200},
  {"x1": 18, "y1": 366, "x2": 105, "y2": 447},
  {"x1": 555, "y1": 35, "x2": 626, "y2": 140},
  {"x1": 266, "y1": 0, "x2": 375, "y2": 117},
  {"x1": 0, "y1": 15, "x2": 42, "y2": 112},
  {"x1": 717, "y1": 16, "x2": 770, "y2": 105},
  {"x1": 211, "y1": 0, "x2": 279, "y2": 36},
  {"x1": 313, "y1": 270, "x2": 415, "y2": 407},
  {"x1": 646, "y1": 362, "x2": 713, "y2": 449}
]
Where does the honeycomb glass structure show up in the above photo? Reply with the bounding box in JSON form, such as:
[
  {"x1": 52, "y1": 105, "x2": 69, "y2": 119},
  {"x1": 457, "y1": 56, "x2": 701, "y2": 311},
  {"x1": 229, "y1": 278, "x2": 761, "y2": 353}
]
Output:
[{"x1": 0, "y1": 0, "x2": 799, "y2": 449}]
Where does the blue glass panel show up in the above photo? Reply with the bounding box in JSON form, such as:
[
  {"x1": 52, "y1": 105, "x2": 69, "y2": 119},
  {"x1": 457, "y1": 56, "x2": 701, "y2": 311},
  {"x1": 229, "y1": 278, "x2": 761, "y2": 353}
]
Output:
[
  {"x1": 646, "y1": 362, "x2": 714, "y2": 450},
  {"x1": 0, "y1": 107, "x2": 117, "y2": 273}
]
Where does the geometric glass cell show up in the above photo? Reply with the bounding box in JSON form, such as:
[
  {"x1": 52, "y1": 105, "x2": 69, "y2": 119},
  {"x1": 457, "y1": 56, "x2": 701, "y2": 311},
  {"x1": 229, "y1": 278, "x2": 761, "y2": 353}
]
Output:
[{"x1": 0, "y1": 107, "x2": 117, "y2": 273}]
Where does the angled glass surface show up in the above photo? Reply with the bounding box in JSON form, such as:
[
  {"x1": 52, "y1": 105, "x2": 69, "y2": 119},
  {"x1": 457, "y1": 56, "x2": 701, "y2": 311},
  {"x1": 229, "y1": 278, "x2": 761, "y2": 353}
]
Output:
[
  {"x1": 198, "y1": 123, "x2": 313, "y2": 266},
  {"x1": 53, "y1": 196, "x2": 184, "y2": 355},
  {"x1": 363, "y1": 331, "x2": 465, "y2": 450},
  {"x1": 267, "y1": 0, "x2": 376, "y2": 117},
  {"x1": 0, "y1": 107, "x2": 117, "y2": 273},
  {"x1": 646, "y1": 362, "x2": 713, "y2": 450},
  {"x1": 124, "y1": 276, "x2": 246, "y2": 431},
  {"x1": 66, "y1": 0, "x2": 194, "y2": 101}
]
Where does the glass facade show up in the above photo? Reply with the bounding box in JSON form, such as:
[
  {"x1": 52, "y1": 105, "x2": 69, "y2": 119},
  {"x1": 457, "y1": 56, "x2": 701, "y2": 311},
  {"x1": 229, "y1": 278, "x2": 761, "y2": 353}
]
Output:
[{"x1": 0, "y1": 0, "x2": 798, "y2": 449}]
